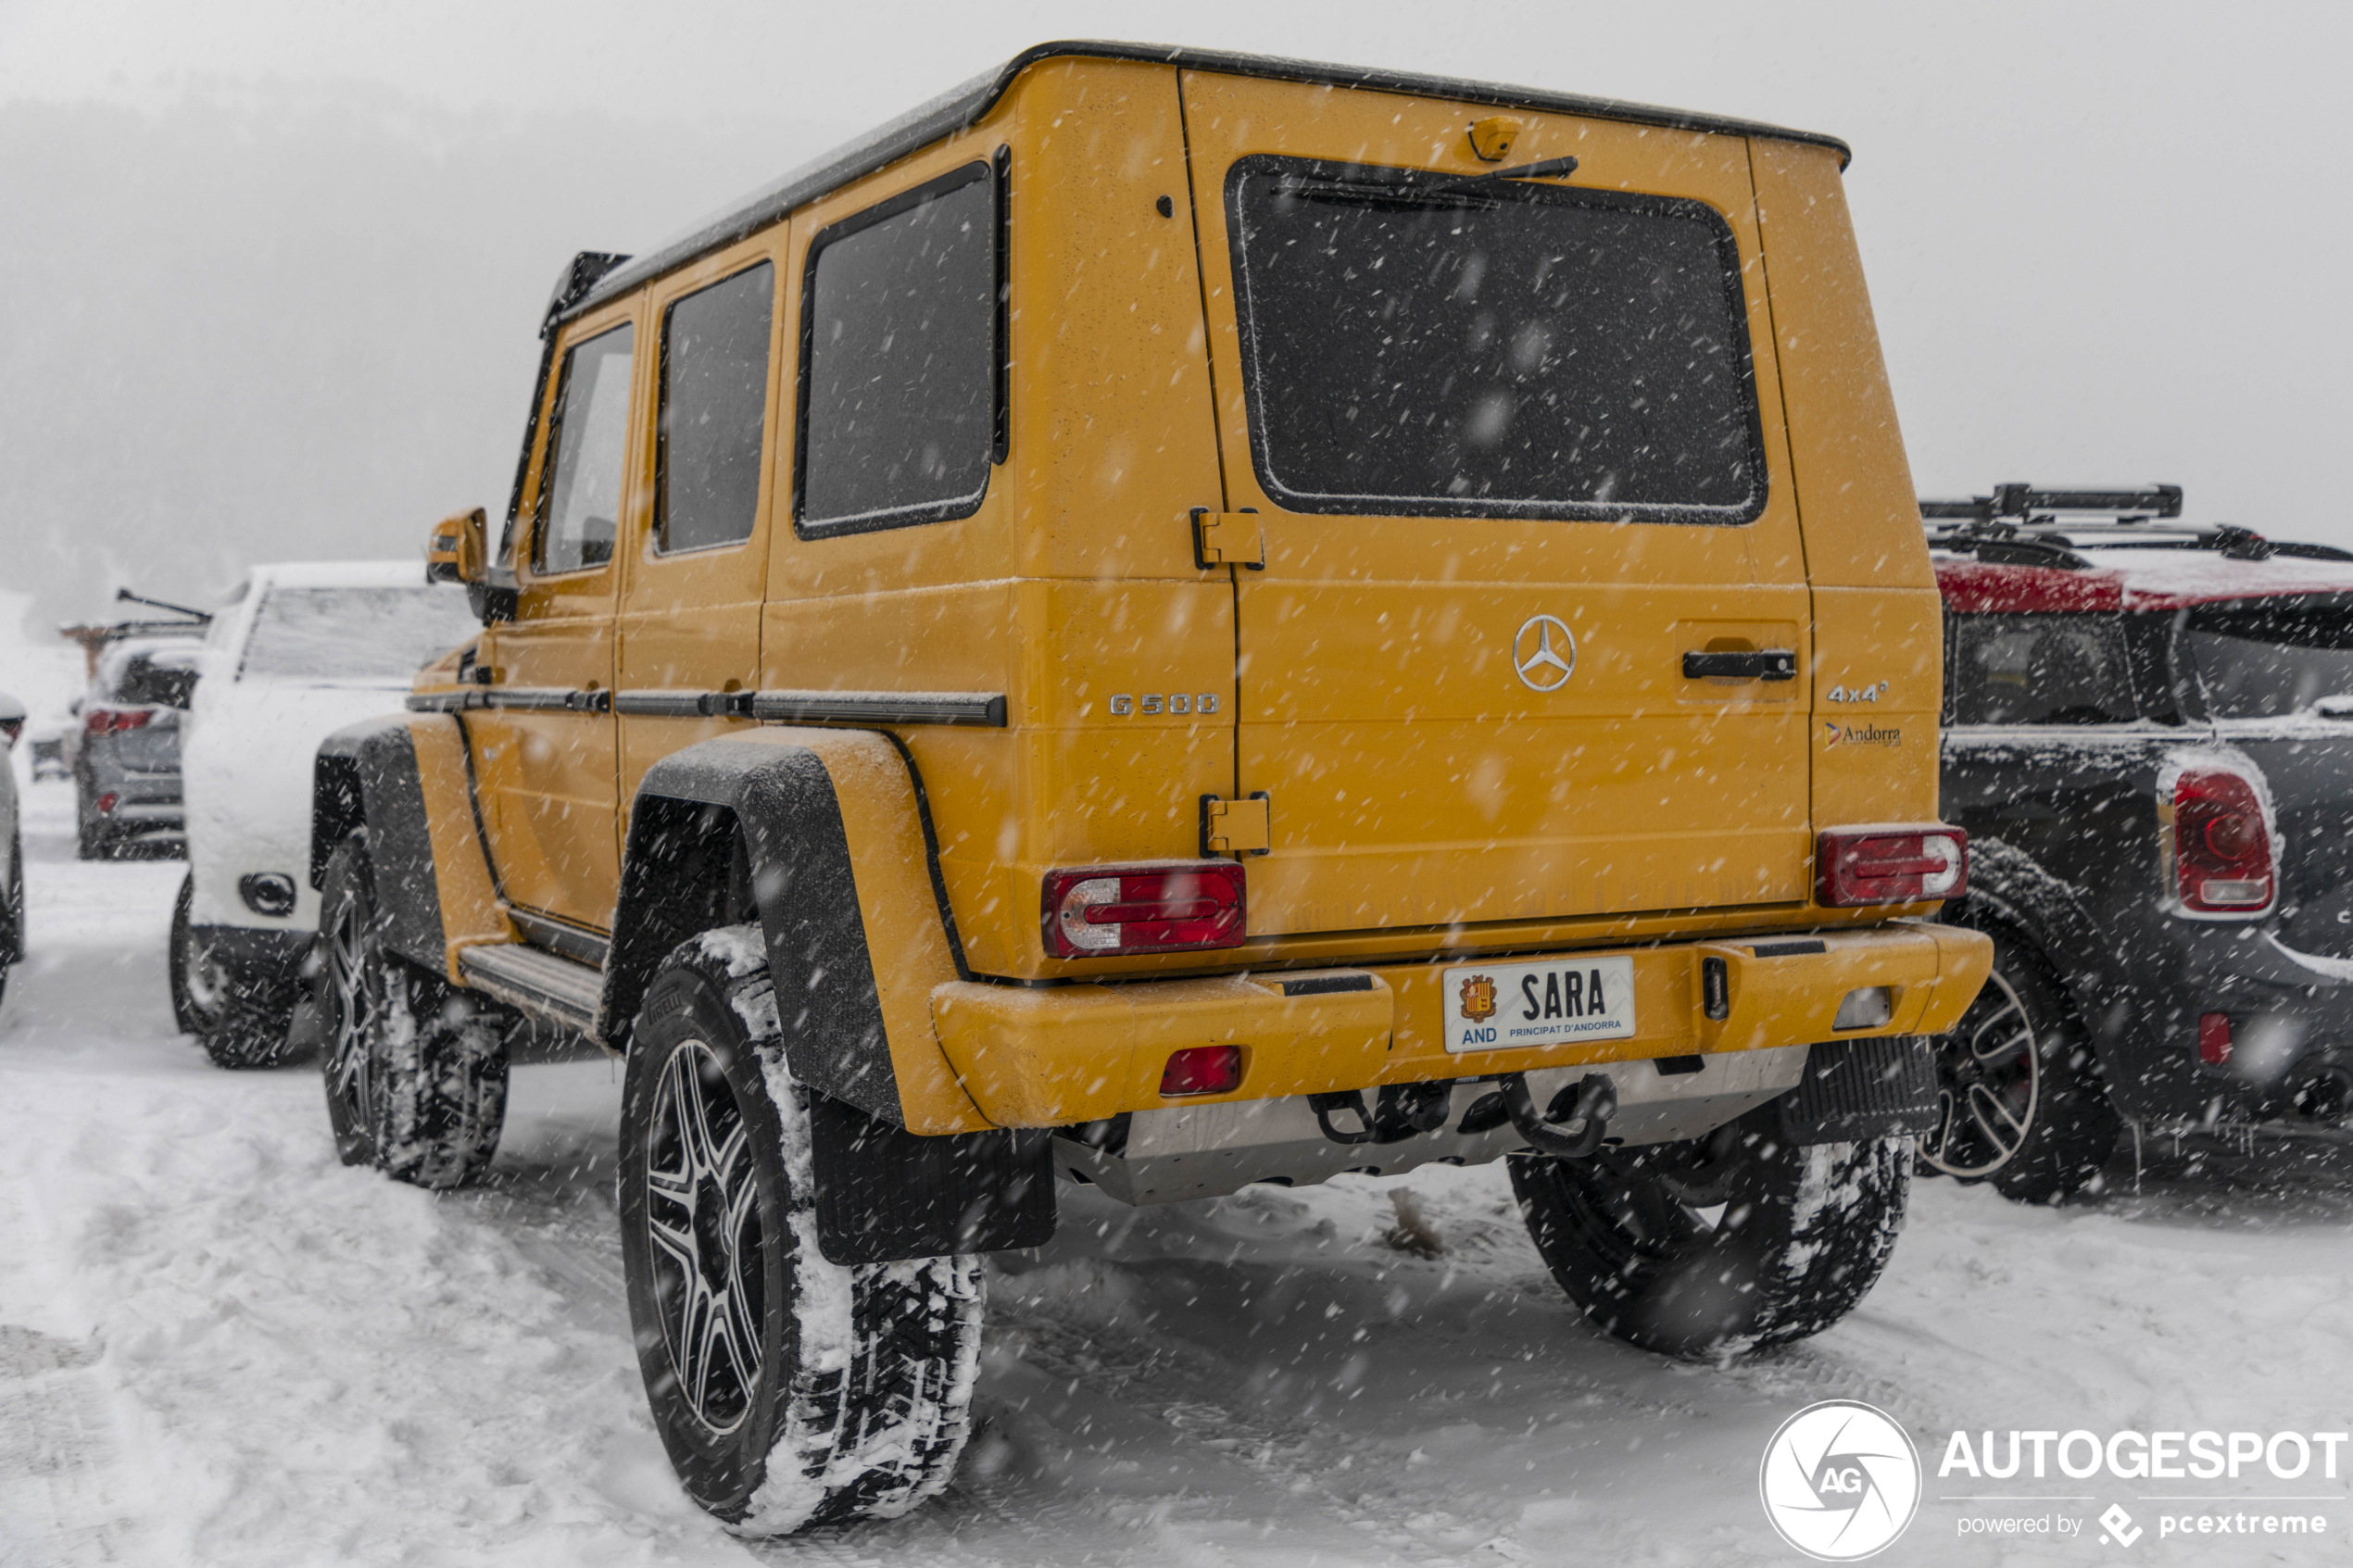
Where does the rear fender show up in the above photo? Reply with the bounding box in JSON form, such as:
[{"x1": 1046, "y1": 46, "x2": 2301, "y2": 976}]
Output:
[
  {"x1": 605, "y1": 728, "x2": 990, "y2": 1137},
  {"x1": 608, "y1": 728, "x2": 1045, "y2": 1264}
]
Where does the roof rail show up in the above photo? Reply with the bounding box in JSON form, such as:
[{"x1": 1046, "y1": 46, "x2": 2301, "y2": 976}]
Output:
[{"x1": 1919, "y1": 484, "x2": 2183, "y2": 523}]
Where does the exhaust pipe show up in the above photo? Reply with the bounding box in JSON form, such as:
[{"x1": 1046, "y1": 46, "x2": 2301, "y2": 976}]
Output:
[
  {"x1": 1501, "y1": 1072, "x2": 1617, "y2": 1158},
  {"x1": 2291, "y1": 1065, "x2": 2353, "y2": 1124}
]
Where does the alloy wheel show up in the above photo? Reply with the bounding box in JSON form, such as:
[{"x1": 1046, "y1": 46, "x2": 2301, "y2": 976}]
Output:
[
  {"x1": 324, "y1": 897, "x2": 382, "y2": 1135},
  {"x1": 643, "y1": 1037, "x2": 767, "y2": 1434},
  {"x1": 1921, "y1": 969, "x2": 2040, "y2": 1177}
]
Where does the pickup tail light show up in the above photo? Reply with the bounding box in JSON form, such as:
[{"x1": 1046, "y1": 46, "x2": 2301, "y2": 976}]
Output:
[
  {"x1": 84, "y1": 708, "x2": 155, "y2": 735},
  {"x1": 2165, "y1": 766, "x2": 2275, "y2": 916},
  {"x1": 1043, "y1": 861, "x2": 1247, "y2": 958},
  {"x1": 1816, "y1": 826, "x2": 1968, "y2": 907}
]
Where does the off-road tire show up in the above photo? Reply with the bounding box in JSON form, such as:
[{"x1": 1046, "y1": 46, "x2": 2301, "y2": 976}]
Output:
[
  {"x1": 316, "y1": 834, "x2": 508, "y2": 1187},
  {"x1": 620, "y1": 925, "x2": 983, "y2": 1534},
  {"x1": 1919, "y1": 926, "x2": 2118, "y2": 1203},
  {"x1": 170, "y1": 873, "x2": 302, "y2": 1068},
  {"x1": 1510, "y1": 1105, "x2": 1911, "y2": 1359}
]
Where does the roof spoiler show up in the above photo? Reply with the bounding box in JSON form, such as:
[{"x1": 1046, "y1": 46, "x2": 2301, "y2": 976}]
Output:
[{"x1": 1920, "y1": 484, "x2": 2183, "y2": 523}]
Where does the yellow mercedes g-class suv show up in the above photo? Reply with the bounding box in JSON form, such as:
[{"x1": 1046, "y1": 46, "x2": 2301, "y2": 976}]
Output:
[{"x1": 308, "y1": 42, "x2": 1990, "y2": 1532}]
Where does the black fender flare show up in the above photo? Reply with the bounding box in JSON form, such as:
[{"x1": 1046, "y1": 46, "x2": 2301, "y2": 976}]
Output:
[{"x1": 310, "y1": 715, "x2": 445, "y2": 973}]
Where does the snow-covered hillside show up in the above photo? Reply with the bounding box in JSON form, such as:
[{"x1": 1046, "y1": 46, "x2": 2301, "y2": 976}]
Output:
[{"x1": 3, "y1": 771, "x2": 2350, "y2": 1565}]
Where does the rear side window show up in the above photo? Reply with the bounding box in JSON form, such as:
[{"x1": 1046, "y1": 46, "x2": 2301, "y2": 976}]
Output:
[
  {"x1": 1948, "y1": 613, "x2": 2139, "y2": 726},
  {"x1": 535, "y1": 322, "x2": 635, "y2": 574},
  {"x1": 1226, "y1": 157, "x2": 1765, "y2": 523},
  {"x1": 109, "y1": 647, "x2": 200, "y2": 709},
  {"x1": 796, "y1": 164, "x2": 997, "y2": 537},
  {"x1": 658, "y1": 263, "x2": 774, "y2": 554},
  {"x1": 2183, "y1": 594, "x2": 2353, "y2": 719}
]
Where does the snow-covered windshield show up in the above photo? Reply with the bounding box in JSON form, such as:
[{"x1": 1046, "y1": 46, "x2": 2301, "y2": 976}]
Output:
[
  {"x1": 1947, "y1": 612, "x2": 2139, "y2": 725},
  {"x1": 2183, "y1": 595, "x2": 2353, "y2": 718},
  {"x1": 1227, "y1": 158, "x2": 1761, "y2": 521},
  {"x1": 239, "y1": 585, "x2": 477, "y2": 683}
]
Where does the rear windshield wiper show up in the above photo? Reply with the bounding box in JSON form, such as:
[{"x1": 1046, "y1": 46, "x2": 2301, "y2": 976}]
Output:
[{"x1": 1425, "y1": 155, "x2": 1581, "y2": 195}]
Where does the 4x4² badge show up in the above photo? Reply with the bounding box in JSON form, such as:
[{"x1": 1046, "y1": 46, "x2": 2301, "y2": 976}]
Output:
[{"x1": 1513, "y1": 614, "x2": 1577, "y2": 692}]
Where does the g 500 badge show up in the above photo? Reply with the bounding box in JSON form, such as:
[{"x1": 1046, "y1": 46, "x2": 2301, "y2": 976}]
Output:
[{"x1": 1442, "y1": 955, "x2": 1637, "y2": 1053}]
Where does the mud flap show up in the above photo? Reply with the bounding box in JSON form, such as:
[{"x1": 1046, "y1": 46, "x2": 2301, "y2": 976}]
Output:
[
  {"x1": 1779, "y1": 1035, "x2": 1938, "y2": 1145},
  {"x1": 808, "y1": 1093, "x2": 1055, "y2": 1265}
]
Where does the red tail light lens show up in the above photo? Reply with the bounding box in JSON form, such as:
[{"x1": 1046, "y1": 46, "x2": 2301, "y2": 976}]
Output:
[
  {"x1": 1816, "y1": 826, "x2": 1969, "y2": 907},
  {"x1": 2168, "y1": 767, "x2": 2273, "y2": 914},
  {"x1": 1042, "y1": 862, "x2": 1247, "y2": 957},
  {"x1": 84, "y1": 708, "x2": 154, "y2": 735},
  {"x1": 2199, "y1": 1012, "x2": 2233, "y2": 1066},
  {"x1": 1159, "y1": 1045, "x2": 1243, "y2": 1097}
]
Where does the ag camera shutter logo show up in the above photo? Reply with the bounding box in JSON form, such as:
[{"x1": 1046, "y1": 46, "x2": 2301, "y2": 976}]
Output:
[{"x1": 1759, "y1": 1400, "x2": 1922, "y2": 1560}]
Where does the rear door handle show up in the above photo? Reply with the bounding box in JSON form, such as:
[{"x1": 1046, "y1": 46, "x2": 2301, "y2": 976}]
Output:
[{"x1": 1682, "y1": 649, "x2": 1797, "y2": 682}]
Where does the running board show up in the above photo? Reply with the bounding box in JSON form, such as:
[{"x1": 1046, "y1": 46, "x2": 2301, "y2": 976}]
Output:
[{"x1": 459, "y1": 942, "x2": 602, "y2": 1035}]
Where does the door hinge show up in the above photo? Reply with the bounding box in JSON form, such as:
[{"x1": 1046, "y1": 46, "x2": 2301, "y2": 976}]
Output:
[
  {"x1": 1190, "y1": 508, "x2": 1264, "y2": 570},
  {"x1": 1200, "y1": 791, "x2": 1273, "y2": 857}
]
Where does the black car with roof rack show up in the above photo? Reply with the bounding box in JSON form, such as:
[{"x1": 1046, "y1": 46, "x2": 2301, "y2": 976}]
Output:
[{"x1": 1922, "y1": 484, "x2": 2353, "y2": 1200}]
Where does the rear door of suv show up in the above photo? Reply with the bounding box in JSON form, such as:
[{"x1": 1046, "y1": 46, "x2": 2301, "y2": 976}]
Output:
[{"x1": 1179, "y1": 72, "x2": 1814, "y2": 938}]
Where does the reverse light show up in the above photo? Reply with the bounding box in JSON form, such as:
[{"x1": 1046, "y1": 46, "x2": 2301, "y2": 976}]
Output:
[
  {"x1": 1816, "y1": 827, "x2": 1969, "y2": 907},
  {"x1": 1160, "y1": 1045, "x2": 1243, "y2": 1097},
  {"x1": 1042, "y1": 861, "x2": 1246, "y2": 958},
  {"x1": 2164, "y1": 766, "x2": 2275, "y2": 915},
  {"x1": 83, "y1": 708, "x2": 155, "y2": 735}
]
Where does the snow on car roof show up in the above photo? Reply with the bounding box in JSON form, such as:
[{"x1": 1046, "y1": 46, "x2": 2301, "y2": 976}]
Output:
[
  {"x1": 245, "y1": 560, "x2": 434, "y2": 592},
  {"x1": 1933, "y1": 545, "x2": 2353, "y2": 614}
]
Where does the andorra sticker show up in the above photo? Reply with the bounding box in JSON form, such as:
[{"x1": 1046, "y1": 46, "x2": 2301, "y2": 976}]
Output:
[{"x1": 1442, "y1": 954, "x2": 1636, "y2": 1053}]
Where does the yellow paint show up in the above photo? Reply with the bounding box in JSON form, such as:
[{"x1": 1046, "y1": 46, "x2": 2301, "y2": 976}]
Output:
[
  {"x1": 410, "y1": 53, "x2": 1977, "y2": 1130},
  {"x1": 404, "y1": 714, "x2": 515, "y2": 978},
  {"x1": 931, "y1": 972, "x2": 1397, "y2": 1126},
  {"x1": 932, "y1": 922, "x2": 1992, "y2": 1127}
]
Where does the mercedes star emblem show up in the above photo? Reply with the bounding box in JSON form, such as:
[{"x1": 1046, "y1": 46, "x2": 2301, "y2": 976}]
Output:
[{"x1": 1513, "y1": 614, "x2": 1578, "y2": 692}]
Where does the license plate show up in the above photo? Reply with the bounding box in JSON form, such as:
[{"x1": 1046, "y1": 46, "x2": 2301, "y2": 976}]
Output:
[{"x1": 1442, "y1": 954, "x2": 1638, "y2": 1054}]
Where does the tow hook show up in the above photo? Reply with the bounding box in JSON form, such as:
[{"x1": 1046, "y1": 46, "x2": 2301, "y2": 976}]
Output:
[{"x1": 1501, "y1": 1071, "x2": 1617, "y2": 1159}]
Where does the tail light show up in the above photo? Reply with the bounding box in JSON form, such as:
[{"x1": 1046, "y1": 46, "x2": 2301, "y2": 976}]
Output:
[
  {"x1": 96, "y1": 791, "x2": 120, "y2": 815},
  {"x1": 83, "y1": 708, "x2": 154, "y2": 735},
  {"x1": 1816, "y1": 826, "x2": 1968, "y2": 907},
  {"x1": 2199, "y1": 1012, "x2": 2233, "y2": 1066},
  {"x1": 2163, "y1": 766, "x2": 2274, "y2": 915},
  {"x1": 1042, "y1": 862, "x2": 1246, "y2": 957},
  {"x1": 1160, "y1": 1046, "x2": 1243, "y2": 1097}
]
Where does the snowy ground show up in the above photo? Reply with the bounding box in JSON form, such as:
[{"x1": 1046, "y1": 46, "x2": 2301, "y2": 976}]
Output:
[{"x1": 5, "y1": 764, "x2": 2353, "y2": 1566}]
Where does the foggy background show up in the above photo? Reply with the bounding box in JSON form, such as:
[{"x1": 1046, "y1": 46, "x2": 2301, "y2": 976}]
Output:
[{"x1": 3, "y1": 0, "x2": 2347, "y2": 636}]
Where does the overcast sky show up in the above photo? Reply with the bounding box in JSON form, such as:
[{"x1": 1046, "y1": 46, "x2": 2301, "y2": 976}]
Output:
[{"x1": 3, "y1": 0, "x2": 2348, "y2": 630}]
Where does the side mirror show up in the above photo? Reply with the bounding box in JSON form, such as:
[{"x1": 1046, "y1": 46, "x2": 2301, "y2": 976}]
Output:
[
  {"x1": 426, "y1": 508, "x2": 489, "y2": 585},
  {"x1": 0, "y1": 688, "x2": 23, "y2": 746}
]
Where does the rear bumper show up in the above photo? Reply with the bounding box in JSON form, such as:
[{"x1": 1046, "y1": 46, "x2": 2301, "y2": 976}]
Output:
[{"x1": 932, "y1": 921, "x2": 1992, "y2": 1128}]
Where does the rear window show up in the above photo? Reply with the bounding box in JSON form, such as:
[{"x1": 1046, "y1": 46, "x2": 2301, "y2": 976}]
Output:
[
  {"x1": 1948, "y1": 613, "x2": 2140, "y2": 726},
  {"x1": 2184, "y1": 595, "x2": 2353, "y2": 719},
  {"x1": 1225, "y1": 157, "x2": 1764, "y2": 523},
  {"x1": 796, "y1": 164, "x2": 998, "y2": 538},
  {"x1": 107, "y1": 645, "x2": 201, "y2": 709},
  {"x1": 240, "y1": 587, "x2": 478, "y2": 683}
]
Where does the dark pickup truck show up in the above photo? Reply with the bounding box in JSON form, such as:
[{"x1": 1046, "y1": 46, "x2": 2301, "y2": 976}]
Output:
[{"x1": 1924, "y1": 485, "x2": 2353, "y2": 1200}]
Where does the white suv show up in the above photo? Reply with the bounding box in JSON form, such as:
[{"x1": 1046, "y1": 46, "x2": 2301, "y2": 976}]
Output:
[{"x1": 172, "y1": 563, "x2": 475, "y2": 1066}]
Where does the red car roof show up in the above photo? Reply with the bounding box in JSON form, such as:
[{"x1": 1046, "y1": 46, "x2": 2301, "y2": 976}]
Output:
[{"x1": 1933, "y1": 547, "x2": 2353, "y2": 614}]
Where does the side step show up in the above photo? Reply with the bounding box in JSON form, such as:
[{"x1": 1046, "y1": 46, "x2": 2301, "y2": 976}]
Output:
[{"x1": 459, "y1": 942, "x2": 602, "y2": 1035}]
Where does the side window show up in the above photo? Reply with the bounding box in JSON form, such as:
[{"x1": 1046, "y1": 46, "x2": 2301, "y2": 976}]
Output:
[
  {"x1": 658, "y1": 263, "x2": 774, "y2": 553},
  {"x1": 1948, "y1": 612, "x2": 2140, "y2": 726},
  {"x1": 534, "y1": 322, "x2": 636, "y2": 574},
  {"x1": 797, "y1": 164, "x2": 997, "y2": 537}
]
